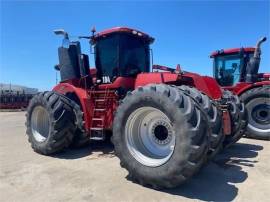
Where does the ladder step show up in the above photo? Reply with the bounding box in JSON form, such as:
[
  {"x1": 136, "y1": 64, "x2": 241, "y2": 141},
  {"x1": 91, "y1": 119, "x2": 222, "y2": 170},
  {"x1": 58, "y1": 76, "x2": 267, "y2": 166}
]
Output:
[
  {"x1": 95, "y1": 99, "x2": 105, "y2": 102},
  {"x1": 90, "y1": 128, "x2": 105, "y2": 141},
  {"x1": 94, "y1": 108, "x2": 105, "y2": 111},
  {"x1": 90, "y1": 127, "x2": 103, "y2": 130},
  {"x1": 90, "y1": 137, "x2": 104, "y2": 141},
  {"x1": 92, "y1": 118, "x2": 103, "y2": 121}
]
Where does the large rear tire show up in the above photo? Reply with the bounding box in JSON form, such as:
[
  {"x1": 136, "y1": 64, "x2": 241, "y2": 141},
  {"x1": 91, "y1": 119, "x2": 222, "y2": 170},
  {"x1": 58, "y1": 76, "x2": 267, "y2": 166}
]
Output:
[
  {"x1": 26, "y1": 92, "x2": 75, "y2": 155},
  {"x1": 112, "y1": 84, "x2": 209, "y2": 188},
  {"x1": 222, "y1": 90, "x2": 247, "y2": 147},
  {"x1": 240, "y1": 86, "x2": 270, "y2": 140},
  {"x1": 178, "y1": 85, "x2": 223, "y2": 158}
]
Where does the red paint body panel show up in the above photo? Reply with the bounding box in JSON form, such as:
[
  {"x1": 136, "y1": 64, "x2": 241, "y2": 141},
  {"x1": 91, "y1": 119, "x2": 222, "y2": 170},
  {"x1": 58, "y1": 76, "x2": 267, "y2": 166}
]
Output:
[
  {"x1": 98, "y1": 77, "x2": 135, "y2": 90},
  {"x1": 223, "y1": 80, "x2": 270, "y2": 95},
  {"x1": 92, "y1": 27, "x2": 154, "y2": 43},
  {"x1": 53, "y1": 83, "x2": 92, "y2": 131},
  {"x1": 181, "y1": 73, "x2": 223, "y2": 100},
  {"x1": 210, "y1": 47, "x2": 255, "y2": 57},
  {"x1": 201, "y1": 76, "x2": 224, "y2": 99},
  {"x1": 134, "y1": 72, "x2": 180, "y2": 88},
  {"x1": 134, "y1": 72, "x2": 223, "y2": 100}
]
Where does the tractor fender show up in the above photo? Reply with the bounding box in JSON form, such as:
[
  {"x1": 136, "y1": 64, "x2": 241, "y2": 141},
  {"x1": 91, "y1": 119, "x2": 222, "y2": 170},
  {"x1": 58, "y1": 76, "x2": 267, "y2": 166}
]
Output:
[
  {"x1": 53, "y1": 83, "x2": 91, "y2": 131},
  {"x1": 182, "y1": 73, "x2": 223, "y2": 100},
  {"x1": 134, "y1": 72, "x2": 179, "y2": 88},
  {"x1": 135, "y1": 72, "x2": 223, "y2": 100},
  {"x1": 232, "y1": 81, "x2": 270, "y2": 96}
]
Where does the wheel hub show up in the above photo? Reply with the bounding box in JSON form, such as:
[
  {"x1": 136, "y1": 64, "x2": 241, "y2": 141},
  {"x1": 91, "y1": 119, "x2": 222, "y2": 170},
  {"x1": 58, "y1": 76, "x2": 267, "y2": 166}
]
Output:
[
  {"x1": 246, "y1": 97, "x2": 270, "y2": 132},
  {"x1": 125, "y1": 107, "x2": 175, "y2": 167},
  {"x1": 30, "y1": 106, "x2": 50, "y2": 142},
  {"x1": 151, "y1": 121, "x2": 172, "y2": 145},
  {"x1": 251, "y1": 103, "x2": 270, "y2": 124}
]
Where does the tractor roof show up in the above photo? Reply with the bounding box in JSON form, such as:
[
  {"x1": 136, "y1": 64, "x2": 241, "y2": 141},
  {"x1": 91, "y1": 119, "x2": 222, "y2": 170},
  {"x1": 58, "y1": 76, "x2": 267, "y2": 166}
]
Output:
[
  {"x1": 91, "y1": 27, "x2": 155, "y2": 44},
  {"x1": 210, "y1": 47, "x2": 255, "y2": 58}
]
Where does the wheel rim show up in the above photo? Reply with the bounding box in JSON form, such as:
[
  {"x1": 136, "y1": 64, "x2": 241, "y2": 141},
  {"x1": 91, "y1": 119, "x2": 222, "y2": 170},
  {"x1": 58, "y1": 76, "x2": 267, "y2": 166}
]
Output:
[
  {"x1": 247, "y1": 98, "x2": 270, "y2": 132},
  {"x1": 31, "y1": 106, "x2": 50, "y2": 142},
  {"x1": 125, "y1": 107, "x2": 175, "y2": 167}
]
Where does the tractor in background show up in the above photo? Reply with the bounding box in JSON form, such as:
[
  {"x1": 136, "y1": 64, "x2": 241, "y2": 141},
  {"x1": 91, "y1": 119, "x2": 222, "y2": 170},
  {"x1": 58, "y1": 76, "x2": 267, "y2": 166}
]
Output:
[
  {"x1": 26, "y1": 27, "x2": 246, "y2": 188},
  {"x1": 211, "y1": 37, "x2": 270, "y2": 140}
]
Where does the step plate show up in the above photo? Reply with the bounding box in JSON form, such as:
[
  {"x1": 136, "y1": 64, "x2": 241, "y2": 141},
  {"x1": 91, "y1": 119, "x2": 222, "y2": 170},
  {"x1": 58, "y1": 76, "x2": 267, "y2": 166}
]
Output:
[{"x1": 90, "y1": 129, "x2": 105, "y2": 141}]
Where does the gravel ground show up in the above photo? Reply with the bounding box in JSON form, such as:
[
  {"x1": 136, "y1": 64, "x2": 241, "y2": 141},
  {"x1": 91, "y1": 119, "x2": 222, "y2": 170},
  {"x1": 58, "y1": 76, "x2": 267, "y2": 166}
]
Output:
[{"x1": 0, "y1": 111, "x2": 269, "y2": 202}]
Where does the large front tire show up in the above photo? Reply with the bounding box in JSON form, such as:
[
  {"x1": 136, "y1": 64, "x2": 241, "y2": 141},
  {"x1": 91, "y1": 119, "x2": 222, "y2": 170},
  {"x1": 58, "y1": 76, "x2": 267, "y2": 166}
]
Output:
[
  {"x1": 112, "y1": 84, "x2": 209, "y2": 188},
  {"x1": 26, "y1": 92, "x2": 75, "y2": 155},
  {"x1": 240, "y1": 86, "x2": 270, "y2": 140}
]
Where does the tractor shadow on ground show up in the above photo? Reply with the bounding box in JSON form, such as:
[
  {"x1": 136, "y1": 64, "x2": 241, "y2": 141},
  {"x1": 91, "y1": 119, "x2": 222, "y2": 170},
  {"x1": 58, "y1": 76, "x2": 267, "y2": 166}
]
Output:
[
  {"x1": 52, "y1": 137, "x2": 115, "y2": 160},
  {"x1": 129, "y1": 142, "x2": 263, "y2": 201}
]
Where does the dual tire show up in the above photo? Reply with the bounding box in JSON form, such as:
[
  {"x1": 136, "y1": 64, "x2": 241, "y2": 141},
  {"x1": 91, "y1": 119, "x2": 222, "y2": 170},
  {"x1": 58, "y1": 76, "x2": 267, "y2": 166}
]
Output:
[
  {"x1": 112, "y1": 84, "x2": 209, "y2": 188},
  {"x1": 178, "y1": 86, "x2": 223, "y2": 158}
]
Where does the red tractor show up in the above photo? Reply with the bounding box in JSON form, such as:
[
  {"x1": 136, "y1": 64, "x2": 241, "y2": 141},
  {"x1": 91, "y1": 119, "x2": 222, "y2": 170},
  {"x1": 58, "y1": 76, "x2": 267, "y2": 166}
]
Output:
[
  {"x1": 211, "y1": 37, "x2": 270, "y2": 140},
  {"x1": 26, "y1": 27, "x2": 246, "y2": 188}
]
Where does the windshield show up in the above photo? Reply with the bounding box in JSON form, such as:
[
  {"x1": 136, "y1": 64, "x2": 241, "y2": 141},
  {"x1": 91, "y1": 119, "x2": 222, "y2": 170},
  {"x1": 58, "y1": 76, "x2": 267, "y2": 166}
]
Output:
[
  {"x1": 214, "y1": 53, "x2": 254, "y2": 86},
  {"x1": 214, "y1": 55, "x2": 241, "y2": 86},
  {"x1": 95, "y1": 34, "x2": 150, "y2": 81}
]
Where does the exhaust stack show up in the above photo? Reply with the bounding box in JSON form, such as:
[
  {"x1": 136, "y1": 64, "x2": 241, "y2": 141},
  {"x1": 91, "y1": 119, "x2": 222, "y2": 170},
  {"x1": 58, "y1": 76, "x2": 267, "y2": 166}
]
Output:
[
  {"x1": 254, "y1": 37, "x2": 267, "y2": 58},
  {"x1": 245, "y1": 37, "x2": 267, "y2": 82}
]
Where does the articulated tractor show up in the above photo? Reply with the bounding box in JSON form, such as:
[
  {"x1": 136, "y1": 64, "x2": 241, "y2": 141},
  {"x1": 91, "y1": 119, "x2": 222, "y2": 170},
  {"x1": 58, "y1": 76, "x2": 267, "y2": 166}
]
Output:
[{"x1": 26, "y1": 27, "x2": 246, "y2": 188}]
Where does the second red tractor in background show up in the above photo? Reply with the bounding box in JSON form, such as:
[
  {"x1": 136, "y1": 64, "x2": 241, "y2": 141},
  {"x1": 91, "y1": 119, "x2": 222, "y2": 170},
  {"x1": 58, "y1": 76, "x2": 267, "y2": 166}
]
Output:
[
  {"x1": 211, "y1": 37, "x2": 270, "y2": 140},
  {"x1": 26, "y1": 27, "x2": 246, "y2": 188}
]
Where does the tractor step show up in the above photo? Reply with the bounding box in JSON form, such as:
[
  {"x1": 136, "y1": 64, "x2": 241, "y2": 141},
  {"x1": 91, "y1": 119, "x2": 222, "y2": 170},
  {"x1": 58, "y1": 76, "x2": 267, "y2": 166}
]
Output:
[
  {"x1": 90, "y1": 127, "x2": 103, "y2": 130},
  {"x1": 92, "y1": 118, "x2": 103, "y2": 121},
  {"x1": 90, "y1": 127, "x2": 105, "y2": 140},
  {"x1": 94, "y1": 108, "x2": 106, "y2": 111}
]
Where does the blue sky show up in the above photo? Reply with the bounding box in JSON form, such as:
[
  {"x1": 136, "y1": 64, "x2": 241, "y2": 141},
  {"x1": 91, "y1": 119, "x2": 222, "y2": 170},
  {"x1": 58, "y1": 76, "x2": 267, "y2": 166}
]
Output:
[{"x1": 1, "y1": 1, "x2": 269, "y2": 91}]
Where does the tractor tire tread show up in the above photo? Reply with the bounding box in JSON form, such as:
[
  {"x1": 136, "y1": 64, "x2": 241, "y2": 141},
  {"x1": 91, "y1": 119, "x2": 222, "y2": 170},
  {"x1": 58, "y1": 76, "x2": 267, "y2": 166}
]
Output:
[
  {"x1": 112, "y1": 84, "x2": 209, "y2": 189},
  {"x1": 26, "y1": 91, "x2": 75, "y2": 155}
]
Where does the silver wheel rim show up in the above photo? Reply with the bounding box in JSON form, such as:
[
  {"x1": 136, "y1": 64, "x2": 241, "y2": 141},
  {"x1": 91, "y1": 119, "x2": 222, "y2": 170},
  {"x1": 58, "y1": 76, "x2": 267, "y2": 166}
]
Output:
[
  {"x1": 31, "y1": 106, "x2": 50, "y2": 142},
  {"x1": 247, "y1": 97, "x2": 270, "y2": 133},
  {"x1": 125, "y1": 107, "x2": 175, "y2": 167}
]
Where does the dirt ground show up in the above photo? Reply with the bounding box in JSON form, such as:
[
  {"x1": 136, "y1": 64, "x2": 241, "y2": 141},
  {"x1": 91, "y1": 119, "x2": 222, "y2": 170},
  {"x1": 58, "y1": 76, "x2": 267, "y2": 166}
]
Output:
[{"x1": 0, "y1": 112, "x2": 269, "y2": 202}]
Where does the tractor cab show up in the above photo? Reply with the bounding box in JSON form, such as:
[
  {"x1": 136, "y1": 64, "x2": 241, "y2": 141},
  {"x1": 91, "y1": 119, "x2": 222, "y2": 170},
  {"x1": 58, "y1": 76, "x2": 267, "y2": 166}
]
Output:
[
  {"x1": 91, "y1": 27, "x2": 154, "y2": 83},
  {"x1": 211, "y1": 48, "x2": 255, "y2": 86},
  {"x1": 54, "y1": 27, "x2": 154, "y2": 85},
  {"x1": 211, "y1": 37, "x2": 267, "y2": 87}
]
